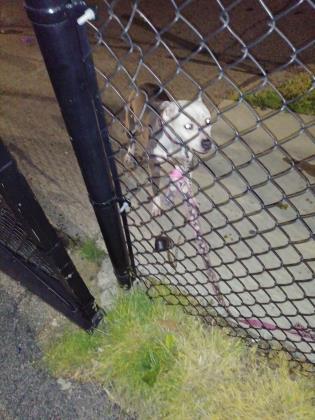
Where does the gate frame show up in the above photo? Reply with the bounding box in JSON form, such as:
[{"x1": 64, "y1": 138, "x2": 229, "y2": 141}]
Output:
[{"x1": 0, "y1": 140, "x2": 103, "y2": 330}]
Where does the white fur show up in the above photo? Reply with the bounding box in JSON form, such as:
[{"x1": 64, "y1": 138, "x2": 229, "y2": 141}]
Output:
[
  {"x1": 150, "y1": 99, "x2": 213, "y2": 160},
  {"x1": 148, "y1": 98, "x2": 215, "y2": 215}
]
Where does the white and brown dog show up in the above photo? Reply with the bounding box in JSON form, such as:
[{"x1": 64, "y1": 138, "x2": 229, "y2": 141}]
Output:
[{"x1": 124, "y1": 83, "x2": 215, "y2": 215}]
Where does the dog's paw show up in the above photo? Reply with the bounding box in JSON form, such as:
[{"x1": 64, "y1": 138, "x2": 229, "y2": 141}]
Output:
[
  {"x1": 152, "y1": 196, "x2": 162, "y2": 216},
  {"x1": 124, "y1": 152, "x2": 137, "y2": 167}
]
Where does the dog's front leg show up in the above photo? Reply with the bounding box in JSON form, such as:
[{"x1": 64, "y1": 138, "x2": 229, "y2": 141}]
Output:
[
  {"x1": 149, "y1": 159, "x2": 162, "y2": 216},
  {"x1": 124, "y1": 135, "x2": 137, "y2": 167}
]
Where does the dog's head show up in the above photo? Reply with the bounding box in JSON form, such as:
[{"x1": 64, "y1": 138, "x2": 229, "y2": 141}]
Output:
[{"x1": 160, "y1": 98, "x2": 215, "y2": 158}]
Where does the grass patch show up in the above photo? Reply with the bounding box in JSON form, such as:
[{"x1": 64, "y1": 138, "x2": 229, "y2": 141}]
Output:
[
  {"x1": 238, "y1": 73, "x2": 315, "y2": 115},
  {"x1": 79, "y1": 238, "x2": 105, "y2": 265},
  {"x1": 44, "y1": 289, "x2": 315, "y2": 419}
]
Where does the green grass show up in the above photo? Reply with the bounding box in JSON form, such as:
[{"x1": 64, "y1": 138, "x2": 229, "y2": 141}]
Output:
[
  {"x1": 79, "y1": 238, "x2": 105, "y2": 265},
  {"x1": 239, "y1": 73, "x2": 315, "y2": 115},
  {"x1": 43, "y1": 289, "x2": 315, "y2": 419}
]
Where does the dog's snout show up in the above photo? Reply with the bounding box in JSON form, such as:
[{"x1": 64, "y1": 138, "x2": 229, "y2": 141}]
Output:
[{"x1": 201, "y1": 139, "x2": 212, "y2": 151}]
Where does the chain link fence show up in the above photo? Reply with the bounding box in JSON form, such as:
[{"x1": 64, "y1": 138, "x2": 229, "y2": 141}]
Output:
[{"x1": 84, "y1": 0, "x2": 315, "y2": 367}]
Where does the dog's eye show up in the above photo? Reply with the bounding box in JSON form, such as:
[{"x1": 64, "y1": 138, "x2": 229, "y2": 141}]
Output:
[
  {"x1": 184, "y1": 123, "x2": 193, "y2": 130},
  {"x1": 205, "y1": 118, "x2": 211, "y2": 126}
]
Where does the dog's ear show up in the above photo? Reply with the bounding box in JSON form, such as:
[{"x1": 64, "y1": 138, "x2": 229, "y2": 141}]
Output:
[
  {"x1": 197, "y1": 92, "x2": 204, "y2": 102},
  {"x1": 161, "y1": 102, "x2": 178, "y2": 120},
  {"x1": 159, "y1": 101, "x2": 170, "y2": 111}
]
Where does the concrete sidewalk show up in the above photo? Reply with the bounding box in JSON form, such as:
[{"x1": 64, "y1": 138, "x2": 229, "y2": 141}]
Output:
[{"x1": 119, "y1": 100, "x2": 315, "y2": 363}]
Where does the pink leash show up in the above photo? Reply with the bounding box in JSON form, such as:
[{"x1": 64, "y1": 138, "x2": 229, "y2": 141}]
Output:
[{"x1": 164, "y1": 166, "x2": 315, "y2": 343}]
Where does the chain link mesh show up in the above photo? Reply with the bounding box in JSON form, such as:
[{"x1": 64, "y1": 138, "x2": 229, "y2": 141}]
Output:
[{"x1": 86, "y1": 0, "x2": 314, "y2": 368}]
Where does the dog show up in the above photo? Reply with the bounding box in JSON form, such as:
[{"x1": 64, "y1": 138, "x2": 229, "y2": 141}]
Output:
[{"x1": 124, "y1": 83, "x2": 215, "y2": 215}]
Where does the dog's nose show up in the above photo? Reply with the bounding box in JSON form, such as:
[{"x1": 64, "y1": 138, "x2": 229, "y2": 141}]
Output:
[{"x1": 201, "y1": 139, "x2": 212, "y2": 151}]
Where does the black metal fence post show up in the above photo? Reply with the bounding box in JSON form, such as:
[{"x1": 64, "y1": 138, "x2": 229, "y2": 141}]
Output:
[{"x1": 24, "y1": 0, "x2": 134, "y2": 287}]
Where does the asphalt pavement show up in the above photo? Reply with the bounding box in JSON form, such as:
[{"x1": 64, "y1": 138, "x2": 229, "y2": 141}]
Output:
[{"x1": 0, "y1": 273, "x2": 129, "y2": 420}]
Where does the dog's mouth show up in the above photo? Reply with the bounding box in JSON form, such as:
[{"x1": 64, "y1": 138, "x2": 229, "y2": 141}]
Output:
[
  {"x1": 190, "y1": 139, "x2": 214, "y2": 155},
  {"x1": 195, "y1": 149, "x2": 210, "y2": 155},
  {"x1": 192, "y1": 147, "x2": 212, "y2": 155},
  {"x1": 192, "y1": 140, "x2": 216, "y2": 156}
]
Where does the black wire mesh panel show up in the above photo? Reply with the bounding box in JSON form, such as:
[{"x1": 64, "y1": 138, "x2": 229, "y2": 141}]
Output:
[
  {"x1": 86, "y1": 0, "x2": 314, "y2": 366},
  {"x1": 0, "y1": 196, "x2": 64, "y2": 281},
  {"x1": 0, "y1": 140, "x2": 102, "y2": 330}
]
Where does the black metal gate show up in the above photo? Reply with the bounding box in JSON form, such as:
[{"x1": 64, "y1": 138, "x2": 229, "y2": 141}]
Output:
[{"x1": 0, "y1": 139, "x2": 103, "y2": 330}]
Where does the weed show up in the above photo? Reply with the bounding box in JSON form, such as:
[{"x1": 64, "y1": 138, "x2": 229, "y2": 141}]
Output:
[
  {"x1": 43, "y1": 289, "x2": 315, "y2": 419},
  {"x1": 239, "y1": 73, "x2": 315, "y2": 115},
  {"x1": 79, "y1": 238, "x2": 105, "y2": 265}
]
